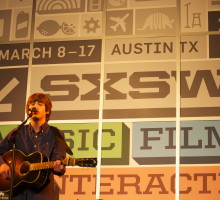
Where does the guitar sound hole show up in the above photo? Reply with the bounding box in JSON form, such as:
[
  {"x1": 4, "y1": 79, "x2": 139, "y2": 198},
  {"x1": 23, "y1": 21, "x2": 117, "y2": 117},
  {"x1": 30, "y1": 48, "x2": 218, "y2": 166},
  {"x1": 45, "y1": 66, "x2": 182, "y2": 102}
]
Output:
[{"x1": 20, "y1": 161, "x2": 30, "y2": 175}]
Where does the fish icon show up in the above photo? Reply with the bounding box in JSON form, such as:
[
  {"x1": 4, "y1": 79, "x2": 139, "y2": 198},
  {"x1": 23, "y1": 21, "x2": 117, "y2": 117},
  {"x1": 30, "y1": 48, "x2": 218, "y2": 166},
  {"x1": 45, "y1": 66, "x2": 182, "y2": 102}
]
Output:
[{"x1": 138, "y1": 12, "x2": 174, "y2": 31}]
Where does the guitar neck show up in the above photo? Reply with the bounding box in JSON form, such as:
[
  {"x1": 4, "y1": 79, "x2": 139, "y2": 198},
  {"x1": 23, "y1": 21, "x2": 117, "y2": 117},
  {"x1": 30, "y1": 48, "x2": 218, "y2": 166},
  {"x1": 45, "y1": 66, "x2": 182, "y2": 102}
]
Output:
[
  {"x1": 30, "y1": 161, "x2": 57, "y2": 171},
  {"x1": 29, "y1": 157, "x2": 97, "y2": 171},
  {"x1": 29, "y1": 157, "x2": 74, "y2": 171}
]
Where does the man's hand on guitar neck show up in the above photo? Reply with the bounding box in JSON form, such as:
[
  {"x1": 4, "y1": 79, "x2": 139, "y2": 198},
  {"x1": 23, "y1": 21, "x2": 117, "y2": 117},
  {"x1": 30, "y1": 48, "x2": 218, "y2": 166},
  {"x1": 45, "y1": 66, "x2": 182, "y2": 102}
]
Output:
[
  {"x1": 0, "y1": 163, "x2": 11, "y2": 179},
  {"x1": 53, "y1": 160, "x2": 66, "y2": 175}
]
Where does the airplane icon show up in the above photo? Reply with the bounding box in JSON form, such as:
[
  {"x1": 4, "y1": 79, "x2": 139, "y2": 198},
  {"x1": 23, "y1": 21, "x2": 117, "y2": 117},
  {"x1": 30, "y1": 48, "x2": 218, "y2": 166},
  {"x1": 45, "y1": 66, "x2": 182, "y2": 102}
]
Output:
[{"x1": 110, "y1": 13, "x2": 130, "y2": 32}]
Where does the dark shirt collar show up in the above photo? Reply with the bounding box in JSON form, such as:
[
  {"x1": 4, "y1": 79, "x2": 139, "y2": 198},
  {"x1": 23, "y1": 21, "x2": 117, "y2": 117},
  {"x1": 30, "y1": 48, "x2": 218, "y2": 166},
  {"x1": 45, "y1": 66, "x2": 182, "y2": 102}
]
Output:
[{"x1": 28, "y1": 122, "x2": 49, "y2": 134}]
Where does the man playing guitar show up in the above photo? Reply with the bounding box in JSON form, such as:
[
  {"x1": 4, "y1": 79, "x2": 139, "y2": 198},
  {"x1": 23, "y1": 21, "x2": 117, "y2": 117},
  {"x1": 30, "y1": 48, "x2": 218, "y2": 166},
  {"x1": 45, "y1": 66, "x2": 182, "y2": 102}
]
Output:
[{"x1": 0, "y1": 93, "x2": 67, "y2": 200}]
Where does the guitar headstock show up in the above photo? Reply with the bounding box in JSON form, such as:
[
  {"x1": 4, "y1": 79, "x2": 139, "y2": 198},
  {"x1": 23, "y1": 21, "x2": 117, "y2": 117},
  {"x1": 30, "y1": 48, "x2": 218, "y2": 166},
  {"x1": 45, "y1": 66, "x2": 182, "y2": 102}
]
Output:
[
  {"x1": 63, "y1": 157, "x2": 97, "y2": 168},
  {"x1": 75, "y1": 158, "x2": 97, "y2": 168}
]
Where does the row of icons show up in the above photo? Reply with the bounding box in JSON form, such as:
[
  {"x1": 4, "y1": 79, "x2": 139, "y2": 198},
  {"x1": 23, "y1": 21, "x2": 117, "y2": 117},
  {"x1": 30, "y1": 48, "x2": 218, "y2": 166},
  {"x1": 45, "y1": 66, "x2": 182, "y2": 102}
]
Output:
[
  {"x1": 1, "y1": 12, "x2": 219, "y2": 39},
  {"x1": 0, "y1": 1, "x2": 219, "y2": 41},
  {"x1": 2, "y1": 0, "x2": 220, "y2": 11},
  {"x1": 0, "y1": 9, "x2": 176, "y2": 39}
]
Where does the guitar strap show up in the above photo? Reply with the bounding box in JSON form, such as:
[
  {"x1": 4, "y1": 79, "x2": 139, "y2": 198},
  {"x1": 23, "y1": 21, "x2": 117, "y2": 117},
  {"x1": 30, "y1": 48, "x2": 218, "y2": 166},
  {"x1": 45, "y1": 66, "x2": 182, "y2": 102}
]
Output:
[{"x1": 50, "y1": 126, "x2": 73, "y2": 155}]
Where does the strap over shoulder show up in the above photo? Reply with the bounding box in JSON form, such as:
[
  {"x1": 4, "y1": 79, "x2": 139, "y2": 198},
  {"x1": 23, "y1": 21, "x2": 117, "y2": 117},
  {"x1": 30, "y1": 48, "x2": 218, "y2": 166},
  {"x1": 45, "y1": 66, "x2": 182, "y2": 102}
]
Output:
[{"x1": 50, "y1": 126, "x2": 73, "y2": 155}]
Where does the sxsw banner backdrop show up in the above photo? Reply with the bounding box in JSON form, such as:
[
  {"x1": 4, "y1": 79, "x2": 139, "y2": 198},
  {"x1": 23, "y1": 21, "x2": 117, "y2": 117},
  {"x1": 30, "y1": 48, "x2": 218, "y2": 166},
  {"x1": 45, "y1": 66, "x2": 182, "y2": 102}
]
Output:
[{"x1": 0, "y1": 0, "x2": 220, "y2": 200}]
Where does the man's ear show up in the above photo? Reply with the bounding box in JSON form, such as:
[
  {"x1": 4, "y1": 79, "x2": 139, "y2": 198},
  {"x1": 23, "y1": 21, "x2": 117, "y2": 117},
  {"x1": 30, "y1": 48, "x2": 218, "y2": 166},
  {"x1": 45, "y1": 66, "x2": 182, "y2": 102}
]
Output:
[{"x1": 45, "y1": 109, "x2": 50, "y2": 114}]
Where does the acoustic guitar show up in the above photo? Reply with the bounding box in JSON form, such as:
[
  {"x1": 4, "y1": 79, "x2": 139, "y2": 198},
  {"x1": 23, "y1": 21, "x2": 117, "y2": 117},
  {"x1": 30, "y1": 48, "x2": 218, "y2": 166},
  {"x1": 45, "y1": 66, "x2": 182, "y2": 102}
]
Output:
[{"x1": 0, "y1": 149, "x2": 97, "y2": 195}]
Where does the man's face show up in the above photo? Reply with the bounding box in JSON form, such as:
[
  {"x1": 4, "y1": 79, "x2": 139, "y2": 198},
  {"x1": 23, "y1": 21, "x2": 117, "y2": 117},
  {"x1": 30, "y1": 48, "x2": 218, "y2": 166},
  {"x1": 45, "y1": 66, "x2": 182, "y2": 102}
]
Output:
[{"x1": 29, "y1": 101, "x2": 49, "y2": 121}]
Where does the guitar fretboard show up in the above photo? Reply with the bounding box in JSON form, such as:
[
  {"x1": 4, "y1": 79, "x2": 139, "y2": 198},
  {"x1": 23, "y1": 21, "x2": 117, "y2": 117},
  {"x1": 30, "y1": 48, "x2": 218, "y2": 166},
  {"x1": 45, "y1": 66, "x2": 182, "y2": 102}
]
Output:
[
  {"x1": 30, "y1": 161, "x2": 55, "y2": 171},
  {"x1": 27, "y1": 157, "x2": 96, "y2": 171}
]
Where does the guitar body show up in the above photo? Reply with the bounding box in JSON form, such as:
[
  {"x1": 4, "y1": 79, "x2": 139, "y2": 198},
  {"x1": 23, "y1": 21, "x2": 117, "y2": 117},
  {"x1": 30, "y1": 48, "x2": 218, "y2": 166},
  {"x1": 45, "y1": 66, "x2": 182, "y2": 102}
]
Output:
[
  {"x1": 0, "y1": 149, "x2": 97, "y2": 196},
  {"x1": 0, "y1": 149, "x2": 50, "y2": 195}
]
